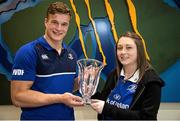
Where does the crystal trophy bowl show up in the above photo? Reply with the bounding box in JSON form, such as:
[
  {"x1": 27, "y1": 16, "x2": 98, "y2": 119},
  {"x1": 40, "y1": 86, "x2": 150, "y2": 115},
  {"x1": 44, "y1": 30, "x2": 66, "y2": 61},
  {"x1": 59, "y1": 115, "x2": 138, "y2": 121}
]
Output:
[{"x1": 77, "y1": 59, "x2": 104, "y2": 104}]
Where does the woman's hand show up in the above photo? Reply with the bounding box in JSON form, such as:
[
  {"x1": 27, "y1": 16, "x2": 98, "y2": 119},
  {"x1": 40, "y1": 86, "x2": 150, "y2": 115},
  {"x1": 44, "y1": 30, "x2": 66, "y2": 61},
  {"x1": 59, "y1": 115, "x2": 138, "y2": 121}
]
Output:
[{"x1": 90, "y1": 99, "x2": 105, "y2": 114}]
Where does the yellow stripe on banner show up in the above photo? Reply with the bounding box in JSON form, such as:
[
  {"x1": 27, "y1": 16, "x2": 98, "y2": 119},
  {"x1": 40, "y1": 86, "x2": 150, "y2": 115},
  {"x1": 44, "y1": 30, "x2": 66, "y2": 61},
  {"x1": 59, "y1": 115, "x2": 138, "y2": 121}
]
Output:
[
  {"x1": 104, "y1": 0, "x2": 118, "y2": 43},
  {"x1": 70, "y1": 0, "x2": 88, "y2": 59},
  {"x1": 126, "y1": 0, "x2": 150, "y2": 60},
  {"x1": 85, "y1": 0, "x2": 107, "y2": 65}
]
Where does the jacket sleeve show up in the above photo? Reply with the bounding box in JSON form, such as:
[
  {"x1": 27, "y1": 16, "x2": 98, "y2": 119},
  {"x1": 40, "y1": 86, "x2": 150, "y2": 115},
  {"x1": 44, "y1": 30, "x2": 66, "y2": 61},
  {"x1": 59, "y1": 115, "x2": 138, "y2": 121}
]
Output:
[{"x1": 101, "y1": 82, "x2": 162, "y2": 120}]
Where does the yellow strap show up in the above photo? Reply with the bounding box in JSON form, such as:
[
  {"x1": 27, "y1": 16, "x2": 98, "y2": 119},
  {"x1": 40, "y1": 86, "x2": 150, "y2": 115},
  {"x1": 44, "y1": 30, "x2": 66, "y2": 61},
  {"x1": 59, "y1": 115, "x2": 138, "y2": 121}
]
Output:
[
  {"x1": 126, "y1": 0, "x2": 150, "y2": 60},
  {"x1": 104, "y1": 0, "x2": 118, "y2": 42},
  {"x1": 85, "y1": 0, "x2": 107, "y2": 65},
  {"x1": 70, "y1": 0, "x2": 88, "y2": 59}
]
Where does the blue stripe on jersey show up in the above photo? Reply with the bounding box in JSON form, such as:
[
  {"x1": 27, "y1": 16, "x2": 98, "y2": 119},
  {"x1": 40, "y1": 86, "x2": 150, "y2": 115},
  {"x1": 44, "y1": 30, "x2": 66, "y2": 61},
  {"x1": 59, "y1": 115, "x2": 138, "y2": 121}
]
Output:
[
  {"x1": 32, "y1": 73, "x2": 76, "y2": 93},
  {"x1": 36, "y1": 72, "x2": 76, "y2": 77}
]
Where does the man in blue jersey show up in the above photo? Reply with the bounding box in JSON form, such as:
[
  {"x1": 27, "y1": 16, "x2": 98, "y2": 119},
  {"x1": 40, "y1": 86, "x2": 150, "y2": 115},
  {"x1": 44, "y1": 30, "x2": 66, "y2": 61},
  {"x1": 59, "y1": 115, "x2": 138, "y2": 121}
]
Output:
[{"x1": 10, "y1": 2, "x2": 83, "y2": 120}]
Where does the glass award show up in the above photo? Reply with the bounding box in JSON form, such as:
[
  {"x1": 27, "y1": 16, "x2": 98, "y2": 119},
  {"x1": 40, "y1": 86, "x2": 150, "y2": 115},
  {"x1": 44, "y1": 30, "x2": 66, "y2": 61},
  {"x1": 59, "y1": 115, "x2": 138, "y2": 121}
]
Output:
[{"x1": 77, "y1": 59, "x2": 104, "y2": 104}]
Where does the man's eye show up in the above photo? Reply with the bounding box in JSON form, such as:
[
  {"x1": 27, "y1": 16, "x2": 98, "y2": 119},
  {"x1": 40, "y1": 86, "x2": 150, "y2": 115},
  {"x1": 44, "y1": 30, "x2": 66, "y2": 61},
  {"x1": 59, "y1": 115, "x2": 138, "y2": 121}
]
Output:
[
  {"x1": 62, "y1": 23, "x2": 68, "y2": 26},
  {"x1": 51, "y1": 21, "x2": 58, "y2": 25}
]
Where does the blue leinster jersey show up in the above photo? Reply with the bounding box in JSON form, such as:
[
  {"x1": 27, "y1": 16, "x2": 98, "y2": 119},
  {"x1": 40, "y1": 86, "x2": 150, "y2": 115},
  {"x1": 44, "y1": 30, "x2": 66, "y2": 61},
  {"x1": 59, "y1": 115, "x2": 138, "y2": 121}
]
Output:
[
  {"x1": 11, "y1": 37, "x2": 77, "y2": 120},
  {"x1": 107, "y1": 76, "x2": 137, "y2": 110}
]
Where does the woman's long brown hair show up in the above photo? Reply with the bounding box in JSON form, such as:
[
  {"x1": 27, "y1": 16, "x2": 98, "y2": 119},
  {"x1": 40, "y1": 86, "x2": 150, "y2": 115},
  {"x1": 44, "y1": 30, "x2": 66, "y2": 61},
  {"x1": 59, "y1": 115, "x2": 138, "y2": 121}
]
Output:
[{"x1": 115, "y1": 31, "x2": 151, "y2": 82}]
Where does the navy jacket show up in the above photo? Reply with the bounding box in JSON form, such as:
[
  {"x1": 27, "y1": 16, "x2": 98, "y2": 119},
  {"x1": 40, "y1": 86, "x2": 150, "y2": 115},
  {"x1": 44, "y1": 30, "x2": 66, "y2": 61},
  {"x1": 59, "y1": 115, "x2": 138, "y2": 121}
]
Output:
[{"x1": 92, "y1": 68, "x2": 165, "y2": 120}]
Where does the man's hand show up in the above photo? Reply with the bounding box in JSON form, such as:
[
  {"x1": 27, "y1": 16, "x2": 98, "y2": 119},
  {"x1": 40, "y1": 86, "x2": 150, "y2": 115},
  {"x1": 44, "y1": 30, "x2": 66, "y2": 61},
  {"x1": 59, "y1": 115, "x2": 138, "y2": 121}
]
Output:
[
  {"x1": 61, "y1": 92, "x2": 84, "y2": 107},
  {"x1": 90, "y1": 99, "x2": 105, "y2": 114}
]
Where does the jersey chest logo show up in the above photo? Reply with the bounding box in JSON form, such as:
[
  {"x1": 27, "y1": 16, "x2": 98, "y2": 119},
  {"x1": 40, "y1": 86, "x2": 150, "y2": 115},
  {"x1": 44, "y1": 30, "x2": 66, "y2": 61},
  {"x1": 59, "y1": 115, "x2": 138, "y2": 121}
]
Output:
[
  {"x1": 68, "y1": 53, "x2": 74, "y2": 60},
  {"x1": 41, "y1": 54, "x2": 49, "y2": 60}
]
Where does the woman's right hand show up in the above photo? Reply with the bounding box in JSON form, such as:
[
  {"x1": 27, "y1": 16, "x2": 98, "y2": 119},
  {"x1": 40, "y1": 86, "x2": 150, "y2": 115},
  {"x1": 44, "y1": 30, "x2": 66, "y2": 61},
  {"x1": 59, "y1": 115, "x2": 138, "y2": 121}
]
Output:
[{"x1": 90, "y1": 99, "x2": 105, "y2": 114}]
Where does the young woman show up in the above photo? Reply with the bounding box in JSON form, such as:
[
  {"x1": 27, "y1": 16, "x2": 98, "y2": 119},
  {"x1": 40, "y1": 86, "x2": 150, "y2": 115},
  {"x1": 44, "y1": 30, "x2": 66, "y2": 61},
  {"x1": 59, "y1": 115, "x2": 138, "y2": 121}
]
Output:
[{"x1": 91, "y1": 31, "x2": 165, "y2": 120}]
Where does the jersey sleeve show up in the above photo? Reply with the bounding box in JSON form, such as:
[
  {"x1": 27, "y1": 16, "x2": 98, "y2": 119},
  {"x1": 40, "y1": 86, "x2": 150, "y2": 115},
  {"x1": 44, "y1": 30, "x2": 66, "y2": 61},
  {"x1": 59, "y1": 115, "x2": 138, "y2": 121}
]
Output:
[{"x1": 11, "y1": 44, "x2": 37, "y2": 81}]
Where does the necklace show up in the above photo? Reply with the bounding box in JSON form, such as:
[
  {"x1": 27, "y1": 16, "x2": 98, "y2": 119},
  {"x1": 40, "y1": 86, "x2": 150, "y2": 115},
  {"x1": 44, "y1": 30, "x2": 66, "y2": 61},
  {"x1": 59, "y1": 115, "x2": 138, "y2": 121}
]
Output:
[{"x1": 124, "y1": 68, "x2": 138, "y2": 80}]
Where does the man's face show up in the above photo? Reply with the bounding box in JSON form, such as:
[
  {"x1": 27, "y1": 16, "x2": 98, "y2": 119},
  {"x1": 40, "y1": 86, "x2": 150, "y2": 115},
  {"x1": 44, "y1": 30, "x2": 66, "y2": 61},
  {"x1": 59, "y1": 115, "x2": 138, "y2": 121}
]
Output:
[{"x1": 44, "y1": 13, "x2": 70, "y2": 43}]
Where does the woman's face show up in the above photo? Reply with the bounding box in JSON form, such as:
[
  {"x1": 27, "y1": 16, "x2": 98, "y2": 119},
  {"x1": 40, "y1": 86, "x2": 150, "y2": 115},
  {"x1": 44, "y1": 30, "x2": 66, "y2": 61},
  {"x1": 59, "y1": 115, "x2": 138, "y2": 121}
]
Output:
[{"x1": 117, "y1": 37, "x2": 138, "y2": 67}]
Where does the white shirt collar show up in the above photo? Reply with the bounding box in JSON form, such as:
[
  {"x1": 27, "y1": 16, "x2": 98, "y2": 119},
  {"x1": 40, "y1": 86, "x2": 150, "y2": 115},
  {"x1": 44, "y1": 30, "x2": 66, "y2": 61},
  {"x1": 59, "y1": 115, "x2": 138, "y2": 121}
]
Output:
[{"x1": 120, "y1": 69, "x2": 140, "y2": 83}]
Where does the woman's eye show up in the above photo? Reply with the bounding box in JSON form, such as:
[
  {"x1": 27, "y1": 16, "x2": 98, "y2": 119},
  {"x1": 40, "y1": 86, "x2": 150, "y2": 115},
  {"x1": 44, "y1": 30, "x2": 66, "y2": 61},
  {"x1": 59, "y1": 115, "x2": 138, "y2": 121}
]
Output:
[
  {"x1": 126, "y1": 46, "x2": 132, "y2": 49},
  {"x1": 117, "y1": 46, "x2": 123, "y2": 50}
]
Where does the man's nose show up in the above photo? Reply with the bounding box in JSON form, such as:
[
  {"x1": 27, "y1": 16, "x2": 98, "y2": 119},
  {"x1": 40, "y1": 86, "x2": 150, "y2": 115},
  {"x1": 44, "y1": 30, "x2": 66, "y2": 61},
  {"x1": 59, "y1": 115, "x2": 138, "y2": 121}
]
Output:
[{"x1": 56, "y1": 24, "x2": 63, "y2": 31}]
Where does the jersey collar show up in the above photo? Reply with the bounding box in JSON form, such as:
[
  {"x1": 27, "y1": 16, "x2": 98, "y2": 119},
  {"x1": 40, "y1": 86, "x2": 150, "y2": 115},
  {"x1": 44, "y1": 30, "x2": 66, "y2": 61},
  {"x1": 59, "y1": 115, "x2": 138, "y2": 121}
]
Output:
[
  {"x1": 120, "y1": 69, "x2": 139, "y2": 83},
  {"x1": 38, "y1": 36, "x2": 67, "y2": 51}
]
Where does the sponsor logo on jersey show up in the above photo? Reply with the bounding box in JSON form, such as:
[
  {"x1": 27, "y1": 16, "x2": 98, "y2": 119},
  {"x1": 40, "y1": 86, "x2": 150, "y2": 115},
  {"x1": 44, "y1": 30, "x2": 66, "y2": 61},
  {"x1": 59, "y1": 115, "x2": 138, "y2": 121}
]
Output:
[
  {"x1": 106, "y1": 98, "x2": 129, "y2": 109},
  {"x1": 113, "y1": 94, "x2": 121, "y2": 100},
  {"x1": 12, "y1": 69, "x2": 24, "y2": 76}
]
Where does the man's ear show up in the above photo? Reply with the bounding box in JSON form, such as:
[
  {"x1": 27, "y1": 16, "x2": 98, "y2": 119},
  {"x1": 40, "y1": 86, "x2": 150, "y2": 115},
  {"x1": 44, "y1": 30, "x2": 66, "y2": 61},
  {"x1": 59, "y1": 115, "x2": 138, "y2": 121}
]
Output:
[
  {"x1": 45, "y1": 17, "x2": 48, "y2": 21},
  {"x1": 44, "y1": 18, "x2": 48, "y2": 26}
]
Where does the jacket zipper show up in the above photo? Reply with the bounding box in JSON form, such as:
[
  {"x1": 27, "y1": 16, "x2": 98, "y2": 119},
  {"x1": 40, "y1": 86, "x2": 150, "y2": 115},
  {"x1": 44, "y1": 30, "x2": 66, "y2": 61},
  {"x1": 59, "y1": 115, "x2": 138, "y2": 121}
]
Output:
[{"x1": 130, "y1": 86, "x2": 145, "y2": 109}]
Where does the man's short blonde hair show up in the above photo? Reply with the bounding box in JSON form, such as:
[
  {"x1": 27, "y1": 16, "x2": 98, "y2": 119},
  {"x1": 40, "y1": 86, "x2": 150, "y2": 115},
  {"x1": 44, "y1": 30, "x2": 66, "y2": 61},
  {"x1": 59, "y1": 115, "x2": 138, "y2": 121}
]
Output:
[{"x1": 46, "y1": 2, "x2": 71, "y2": 18}]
